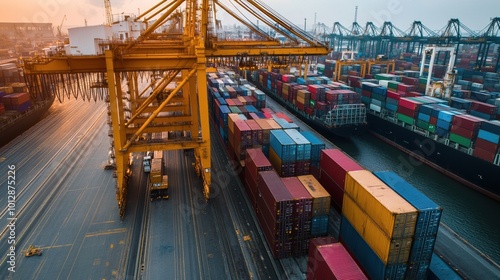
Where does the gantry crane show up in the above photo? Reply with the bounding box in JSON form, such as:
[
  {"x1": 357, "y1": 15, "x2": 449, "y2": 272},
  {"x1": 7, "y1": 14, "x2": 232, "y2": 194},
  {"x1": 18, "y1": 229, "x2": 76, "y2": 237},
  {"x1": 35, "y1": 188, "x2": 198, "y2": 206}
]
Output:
[{"x1": 22, "y1": 0, "x2": 329, "y2": 218}]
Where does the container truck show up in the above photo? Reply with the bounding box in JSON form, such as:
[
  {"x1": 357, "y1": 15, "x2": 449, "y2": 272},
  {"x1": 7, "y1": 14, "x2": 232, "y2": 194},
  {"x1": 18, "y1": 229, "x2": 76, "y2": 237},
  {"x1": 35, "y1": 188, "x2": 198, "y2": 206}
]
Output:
[{"x1": 149, "y1": 157, "x2": 168, "y2": 201}]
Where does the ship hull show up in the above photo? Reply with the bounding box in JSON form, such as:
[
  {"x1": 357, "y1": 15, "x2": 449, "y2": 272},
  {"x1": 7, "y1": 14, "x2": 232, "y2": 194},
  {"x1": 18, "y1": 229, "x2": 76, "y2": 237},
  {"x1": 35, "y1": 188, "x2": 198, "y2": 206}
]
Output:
[
  {"x1": 251, "y1": 78, "x2": 367, "y2": 139},
  {"x1": 367, "y1": 113, "x2": 500, "y2": 201},
  {"x1": 0, "y1": 96, "x2": 54, "y2": 147}
]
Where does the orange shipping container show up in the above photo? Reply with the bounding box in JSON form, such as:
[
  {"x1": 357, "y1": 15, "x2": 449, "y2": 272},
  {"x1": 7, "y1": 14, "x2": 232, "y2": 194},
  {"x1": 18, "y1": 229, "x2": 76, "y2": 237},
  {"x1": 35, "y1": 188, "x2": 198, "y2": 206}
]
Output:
[
  {"x1": 344, "y1": 170, "x2": 418, "y2": 239},
  {"x1": 297, "y1": 175, "x2": 331, "y2": 216}
]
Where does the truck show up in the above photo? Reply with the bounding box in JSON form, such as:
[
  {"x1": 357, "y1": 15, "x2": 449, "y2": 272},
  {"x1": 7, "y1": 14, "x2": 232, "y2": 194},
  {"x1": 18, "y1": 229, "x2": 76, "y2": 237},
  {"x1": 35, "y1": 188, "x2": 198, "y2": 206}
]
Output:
[
  {"x1": 143, "y1": 151, "x2": 152, "y2": 173},
  {"x1": 149, "y1": 157, "x2": 168, "y2": 201}
]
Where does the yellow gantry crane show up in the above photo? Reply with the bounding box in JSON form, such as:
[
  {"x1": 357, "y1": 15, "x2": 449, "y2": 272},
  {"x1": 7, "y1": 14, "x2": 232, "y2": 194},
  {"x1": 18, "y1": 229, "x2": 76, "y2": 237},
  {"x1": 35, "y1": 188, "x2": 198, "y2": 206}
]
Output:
[{"x1": 22, "y1": 0, "x2": 329, "y2": 217}]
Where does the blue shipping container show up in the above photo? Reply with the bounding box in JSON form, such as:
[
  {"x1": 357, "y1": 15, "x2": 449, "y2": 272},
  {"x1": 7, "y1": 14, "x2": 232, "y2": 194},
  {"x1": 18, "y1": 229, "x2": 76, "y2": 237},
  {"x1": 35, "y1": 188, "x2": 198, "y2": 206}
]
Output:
[
  {"x1": 436, "y1": 119, "x2": 451, "y2": 130},
  {"x1": 270, "y1": 130, "x2": 296, "y2": 162},
  {"x1": 406, "y1": 260, "x2": 430, "y2": 280},
  {"x1": 311, "y1": 215, "x2": 328, "y2": 237},
  {"x1": 300, "y1": 131, "x2": 325, "y2": 162},
  {"x1": 340, "y1": 216, "x2": 407, "y2": 280},
  {"x1": 478, "y1": 129, "x2": 500, "y2": 144},
  {"x1": 284, "y1": 129, "x2": 311, "y2": 161},
  {"x1": 373, "y1": 171, "x2": 442, "y2": 237},
  {"x1": 418, "y1": 112, "x2": 431, "y2": 123},
  {"x1": 481, "y1": 120, "x2": 500, "y2": 134}
]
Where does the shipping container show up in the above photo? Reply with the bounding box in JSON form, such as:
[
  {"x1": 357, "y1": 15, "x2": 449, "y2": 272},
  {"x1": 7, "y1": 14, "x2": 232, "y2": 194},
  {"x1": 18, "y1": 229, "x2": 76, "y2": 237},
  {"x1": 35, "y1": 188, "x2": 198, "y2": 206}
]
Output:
[
  {"x1": 270, "y1": 129, "x2": 297, "y2": 162},
  {"x1": 306, "y1": 243, "x2": 368, "y2": 280},
  {"x1": 342, "y1": 194, "x2": 412, "y2": 264},
  {"x1": 297, "y1": 175, "x2": 331, "y2": 216},
  {"x1": 284, "y1": 129, "x2": 312, "y2": 161},
  {"x1": 320, "y1": 149, "x2": 364, "y2": 193},
  {"x1": 340, "y1": 216, "x2": 408, "y2": 280},
  {"x1": 373, "y1": 171, "x2": 442, "y2": 237},
  {"x1": 345, "y1": 170, "x2": 418, "y2": 239}
]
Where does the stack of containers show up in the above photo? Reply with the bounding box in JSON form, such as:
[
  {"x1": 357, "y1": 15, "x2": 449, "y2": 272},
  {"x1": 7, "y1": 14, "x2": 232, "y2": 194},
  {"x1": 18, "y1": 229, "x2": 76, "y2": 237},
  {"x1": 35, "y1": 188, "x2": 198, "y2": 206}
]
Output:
[
  {"x1": 307, "y1": 236, "x2": 337, "y2": 276},
  {"x1": 244, "y1": 149, "x2": 273, "y2": 211},
  {"x1": 474, "y1": 121, "x2": 500, "y2": 163},
  {"x1": 298, "y1": 175, "x2": 331, "y2": 237},
  {"x1": 385, "y1": 89, "x2": 404, "y2": 114},
  {"x1": 450, "y1": 114, "x2": 483, "y2": 148},
  {"x1": 254, "y1": 119, "x2": 273, "y2": 157},
  {"x1": 370, "y1": 85, "x2": 387, "y2": 113},
  {"x1": 436, "y1": 109, "x2": 462, "y2": 137},
  {"x1": 2, "y1": 92, "x2": 32, "y2": 113},
  {"x1": 318, "y1": 149, "x2": 364, "y2": 212},
  {"x1": 246, "y1": 119, "x2": 263, "y2": 149},
  {"x1": 257, "y1": 171, "x2": 294, "y2": 258},
  {"x1": 397, "y1": 97, "x2": 422, "y2": 126},
  {"x1": 269, "y1": 129, "x2": 296, "y2": 177},
  {"x1": 374, "y1": 171, "x2": 442, "y2": 280},
  {"x1": 307, "y1": 242, "x2": 368, "y2": 280},
  {"x1": 284, "y1": 129, "x2": 311, "y2": 176},
  {"x1": 300, "y1": 131, "x2": 325, "y2": 179},
  {"x1": 360, "y1": 82, "x2": 378, "y2": 105},
  {"x1": 340, "y1": 170, "x2": 418, "y2": 280},
  {"x1": 233, "y1": 120, "x2": 252, "y2": 162},
  {"x1": 282, "y1": 177, "x2": 313, "y2": 256},
  {"x1": 296, "y1": 89, "x2": 311, "y2": 112},
  {"x1": 469, "y1": 100, "x2": 497, "y2": 120}
]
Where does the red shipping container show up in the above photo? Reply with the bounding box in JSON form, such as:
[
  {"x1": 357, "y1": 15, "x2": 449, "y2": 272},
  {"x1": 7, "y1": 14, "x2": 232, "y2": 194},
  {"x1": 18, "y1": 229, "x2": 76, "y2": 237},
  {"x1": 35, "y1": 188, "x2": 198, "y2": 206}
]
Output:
[
  {"x1": 387, "y1": 90, "x2": 402, "y2": 100},
  {"x1": 430, "y1": 116, "x2": 438, "y2": 125},
  {"x1": 275, "y1": 112, "x2": 293, "y2": 123},
  {"x1": 319, "y1": 149, "x2": 364, "y2": 191},
  {"x1": 306, "y1": 243, "x2": 368, "y2": 280},
  {"x1": 470, "y1": 100, "x2": 497, "y2": 115},
  {"x1": 397, "y1": 84, "x2": 414, "y2": 92},
  {"x1": 397, "y1": 106, "x2": 418, "y2": 118},
  {"x1": 473, "y1": 147, "x2": 496, "y2": 163},
  {"x1": 258, "y1": 171, "x2": 294, "y2": 221},
  {"x1": 475, "y1": 138, "x2": 499, "y2": 153},
  {"x1": 245, "y1": 148, "x2": 273, "y2": 181},
  {"x1": 450, "y1": 125, "x2": 476, "y2": 139},
  {"x1": 319, "y1": 170, "x2": 344, "y2": 213},
  {"x1": 282, "y1": 177, "x2": 313, "y2": 218},
  {"x1": 5, "y1": 92, "x2": 30, "y2": 106},
  {"x1": 452, "y1": 114, "x2": 483, "y2": 131},
  {"x1": 399, "y1": 97, "x2": 422, "y2": 110},
  {"x1": 261, "y1": 108, "x2": 273, "y2": 114}
]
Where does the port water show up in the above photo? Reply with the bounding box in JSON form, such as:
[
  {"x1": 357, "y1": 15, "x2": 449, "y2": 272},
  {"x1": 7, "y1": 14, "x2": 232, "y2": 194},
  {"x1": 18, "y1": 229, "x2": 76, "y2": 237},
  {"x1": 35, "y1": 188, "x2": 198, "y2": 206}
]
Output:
[{"x1": 333, "y1": 133, "x2": 500, "y2": 265}]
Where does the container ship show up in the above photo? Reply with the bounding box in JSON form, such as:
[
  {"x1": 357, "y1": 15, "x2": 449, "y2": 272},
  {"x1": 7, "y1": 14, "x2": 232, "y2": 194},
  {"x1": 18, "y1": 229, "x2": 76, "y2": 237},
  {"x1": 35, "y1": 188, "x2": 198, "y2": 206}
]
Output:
[
  {"x1": 343, "y1": 69, "x2": 500, "y2": 201},
  {"x1": 245, "y1": 70, "x2": 367, "y2": 139},
  {"x1": 0, "y1": 63, "x2": 55, "y2": 147},
  {"x1": 206, "y1": 69, "x2": 457, "y2": 279}
]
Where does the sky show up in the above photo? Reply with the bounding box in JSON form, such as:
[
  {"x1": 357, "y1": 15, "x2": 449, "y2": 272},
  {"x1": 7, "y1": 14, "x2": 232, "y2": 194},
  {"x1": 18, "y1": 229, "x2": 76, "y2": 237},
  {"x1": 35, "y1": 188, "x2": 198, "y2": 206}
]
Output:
[{"x1": 2, "y1": 0, "x2": 499, "y2": 35}]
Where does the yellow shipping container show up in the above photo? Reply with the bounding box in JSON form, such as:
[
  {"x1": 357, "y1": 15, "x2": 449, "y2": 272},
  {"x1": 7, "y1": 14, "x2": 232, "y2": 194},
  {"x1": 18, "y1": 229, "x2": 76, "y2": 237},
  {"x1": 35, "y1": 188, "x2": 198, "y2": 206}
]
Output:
[
  {"x1": 296, "y1": 96, "x2": 306, "y2": 104},
  {"x1": 297, "y1": 175, "x2": 331, "y2": 216},
  {"x1": 268, "y1": 147, "x2": 283, "y2": 176},
  {"x1": 266, "y1": 119, "x2": 282, "y2": 130},
  {"x1": 297, "y1": 89, "x2": 310, "y2": 98},
  {"x1": 343, "y1": 194, "x2": 412, "y2": 264},
  {"x1": 344, "y1": 170, "x2": 418, "y2": 239},
  {"x1": 228, "y1": 113, "x2": 241, "y2": 134}
]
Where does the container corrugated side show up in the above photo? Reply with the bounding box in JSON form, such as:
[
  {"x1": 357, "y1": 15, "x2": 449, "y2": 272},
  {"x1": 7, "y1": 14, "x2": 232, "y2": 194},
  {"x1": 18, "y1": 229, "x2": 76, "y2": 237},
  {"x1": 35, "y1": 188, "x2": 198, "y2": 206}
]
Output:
[
  {"x1": 342, "y1": 194, "x2": 412, "y2": 264},
  {"x1": 284, "y1": 129, "x2": 312, "y2": 161},
  {"x1": 373, "y1": 171, "x2": 442, "y2": 237},
  {"x1": 345, "y1": 170, "x2": 418, "y2": 239},
  {"x1": 307, "y1": 243, "x2": 368, "y2": 280},
  {"x1": 340, "y1": 216, "x2": 407, "y2": 280},
  {"x1": 300, "y1": 131, "x2": 325, "y2": 162},
  {"x1": 257, "y1": 171, "x2": 293, "y2": 219},
  {"x1": 269, "y1": 147, "x2": 295, "y2": 177},
  {"x1": 297, "y1": 175, "x2": 331, "y2": 216},
  {"x1": 245, "y1": 148, "x2": 273, "y2": 182},
  {"x1": 270, "y1": 129, "x2": 297, "y2": 162},
  {"x1": 320, "y1": 149, "x2": 364, "y2": 190}
]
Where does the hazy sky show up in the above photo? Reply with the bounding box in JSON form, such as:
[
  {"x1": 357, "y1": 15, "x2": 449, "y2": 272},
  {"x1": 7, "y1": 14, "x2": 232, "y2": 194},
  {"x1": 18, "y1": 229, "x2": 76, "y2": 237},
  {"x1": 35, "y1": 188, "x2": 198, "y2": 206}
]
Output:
[{"x1": 3, "y1": 0, "x2": 499, "y2": 34}]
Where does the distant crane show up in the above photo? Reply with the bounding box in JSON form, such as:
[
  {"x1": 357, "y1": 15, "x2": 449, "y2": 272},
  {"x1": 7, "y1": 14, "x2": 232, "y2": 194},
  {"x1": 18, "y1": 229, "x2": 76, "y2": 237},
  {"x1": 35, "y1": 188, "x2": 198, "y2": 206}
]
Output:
[
  {"x1": 104, "y1": 0, "x2": 113, "y2": 26},
  {"x1": 56, "y1": 15, "x2": 67, "y2": 39}
]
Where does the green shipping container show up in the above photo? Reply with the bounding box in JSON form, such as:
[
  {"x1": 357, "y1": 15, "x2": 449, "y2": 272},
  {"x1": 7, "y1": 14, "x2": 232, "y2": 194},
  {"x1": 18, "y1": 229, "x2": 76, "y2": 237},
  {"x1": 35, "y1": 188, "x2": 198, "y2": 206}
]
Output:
[
  {"x1": 310, "y1": 100, "x2": 316, "y2": 107},
  {"x1": 428, "y1": 124, "x2": 436, "y2": 133},
  {"x1": 416, "y1": 119, "x2": 429, "y2": 130},
  {"x1": 397, "y1": 113, "x2": 414, "y2": 126},
  {"x1": 449, "y1": 133, "x2": 472, "y2": 148}
]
